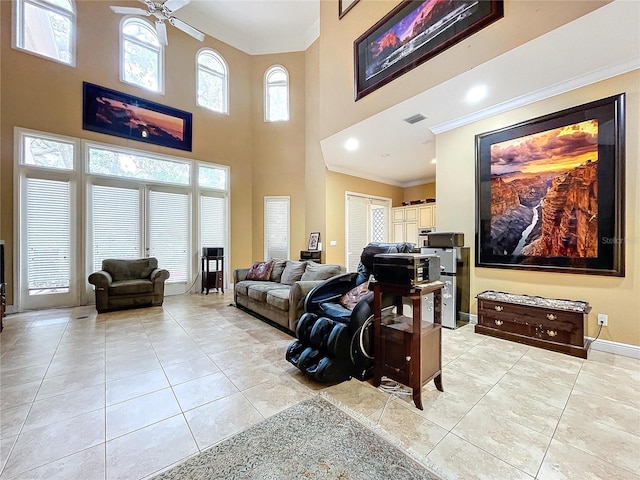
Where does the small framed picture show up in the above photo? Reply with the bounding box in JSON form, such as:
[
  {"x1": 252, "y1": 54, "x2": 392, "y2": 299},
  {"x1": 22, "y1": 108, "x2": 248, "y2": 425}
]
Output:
[{"x1": 307, "y1": 232, "x2": 320, "y2": 251}]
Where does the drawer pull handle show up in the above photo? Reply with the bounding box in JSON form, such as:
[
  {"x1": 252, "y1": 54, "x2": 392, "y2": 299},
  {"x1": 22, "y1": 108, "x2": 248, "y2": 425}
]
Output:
[
  {"x1": 547, "y1": 313, "x2": 557, "y2": 321},
  {"x1": 494, "y1": 320, "x2": 504, "y2": 326},
  {"x1": 494, "y1": 305, "x2": 503, "y2": 312},
  {"x1": 546, "y1": 329, "x2": 558, "y2": 337}
]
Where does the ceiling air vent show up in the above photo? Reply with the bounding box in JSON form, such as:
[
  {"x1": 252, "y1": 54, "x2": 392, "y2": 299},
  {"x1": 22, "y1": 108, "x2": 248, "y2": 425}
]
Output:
[{"x1": 403, "y1": 113, "x2": 427, "y2": 125}]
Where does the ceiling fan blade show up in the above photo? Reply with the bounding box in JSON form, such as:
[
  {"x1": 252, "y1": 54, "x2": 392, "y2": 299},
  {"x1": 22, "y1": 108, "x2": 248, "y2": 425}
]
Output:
[
  {"x1": 110, "y1": 6, "x2": 150, "y2": 15},
  {"x1": 156, "y1": 20, "x2": 168, "y2": 46},
  {"x1": 169, "y1": 17, "x2": 205, "y2": 42},
  {"x1": 163, "y1": 0, "x2": 190, "y2": 14}
]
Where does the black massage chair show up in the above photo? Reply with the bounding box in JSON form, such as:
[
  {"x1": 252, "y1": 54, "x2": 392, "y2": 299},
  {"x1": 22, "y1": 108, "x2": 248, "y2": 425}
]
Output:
[{"x1": 285, "y1": 242, "x2": 415, "y2": 383}]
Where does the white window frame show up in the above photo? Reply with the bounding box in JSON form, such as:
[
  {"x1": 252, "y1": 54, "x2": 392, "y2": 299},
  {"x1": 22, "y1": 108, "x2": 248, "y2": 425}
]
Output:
[
  {"x1": 14, "y1": 127, "x2": 230, "y2": 311},
  {"x1": 13, "y1": 0, "x2": 77, "y2": 66},
  {"x1": 119, "y1": 16, "x2": 164, "y2": 94},
  {"x1": 196, "y1": 48, "x2": 229, "y2": 115},
  {"x1": 264, "y1": 65, "x2": 290, "y2": 122}
]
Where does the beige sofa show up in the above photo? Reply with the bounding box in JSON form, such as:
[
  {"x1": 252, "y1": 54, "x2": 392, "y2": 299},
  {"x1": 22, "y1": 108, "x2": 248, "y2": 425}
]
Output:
[{"x1": 233, "y1": 259, "x2": 345, "y2": 333}]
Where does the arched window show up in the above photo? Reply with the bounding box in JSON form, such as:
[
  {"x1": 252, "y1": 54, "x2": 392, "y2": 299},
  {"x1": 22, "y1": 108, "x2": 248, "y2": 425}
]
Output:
[
  {"x1": 121, "y1": 18, "x2": 163, "y2": 93},
  {"x1": 196, "y1": 49, "x2": 229, "y2": 114},
  {"x1": 14, "y1": 0, "x2": 76, "y2": 65},
  {"x1": 264, "y1": 65, "x2": 289, "y2": 122}
]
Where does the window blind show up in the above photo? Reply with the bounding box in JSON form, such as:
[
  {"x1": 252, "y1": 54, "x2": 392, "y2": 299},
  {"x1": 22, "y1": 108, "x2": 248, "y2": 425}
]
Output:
[
  {"x1": 149, "y1": 190, "x2": 189, "y2": 282},
  {"x1": 200, "y1": 195, "x2": 225, "y2": 251},
  {"x1": 264, "y1": 196, "x2": 289, "y2": 260},
  {"x1": 346, "y1": 194, "x2": 369, "y2": 273},
  {"x1": 92, "y1": 185, "x2": 140, "y2": 272},
  {"x1": 26, "y1": 178, "x2": 70, "y2": 292}
]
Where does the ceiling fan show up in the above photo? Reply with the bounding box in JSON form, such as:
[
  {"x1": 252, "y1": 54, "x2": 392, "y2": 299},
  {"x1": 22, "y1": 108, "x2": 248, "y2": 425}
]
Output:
[{"x1": 110, "y1": 0, "x2": 205, "y2": 45}]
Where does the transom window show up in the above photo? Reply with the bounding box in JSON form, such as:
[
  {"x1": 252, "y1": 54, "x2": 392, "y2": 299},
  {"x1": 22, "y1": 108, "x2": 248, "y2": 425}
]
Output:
[
  {"x1": 264, "y1": 65, "x2": 289, "y2": 122},
  {"x1": 197, "y1": 49, "x2": 229, "y2": 114},
  {"x1": 14, "y1": 0, "x2": 76, "y2": 65},
  {"x1": 121, "y1": 18, "x2": 163, "y2": 93}
]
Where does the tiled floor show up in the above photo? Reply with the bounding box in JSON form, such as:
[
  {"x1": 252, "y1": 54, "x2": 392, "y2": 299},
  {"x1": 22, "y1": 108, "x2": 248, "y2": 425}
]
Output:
[{"x1": 0, "y1": 292, "x2": 638, "y2": 479}]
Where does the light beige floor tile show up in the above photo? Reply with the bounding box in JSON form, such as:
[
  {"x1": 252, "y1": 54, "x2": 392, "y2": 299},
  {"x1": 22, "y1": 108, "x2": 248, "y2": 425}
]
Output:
[
  {"x1": 105, "y1": 354, "x2": 162, "y2": 382},
  {"x1": 376, "y1": 399, "x2": 448, "y2": 456},
  {"x1": 452, "y1": 404, "x2": 552, "y2": 476},
  {"x1": 538, "y1": 439, "x2": 640, "y2": 480},
  {"x1": 163, "y1": 356, "x2": 220, "y2": 386},
  {"x1": 322, "y1": 380, "x2": 389, "y2": 419},
  {"x1": 402, "y1": 387, "x2": 476, "y2": 431},
  {"x1": 523, "y1": 346, "x2": 584, "y2": 372},
  {"x1": 10, "y1": 444, "x2": 106, "y2": 480},
  {"x1": 208, "y1": 346, "x2": 269, "y2": 370},
  {"x1": 0, "y1": 363, "x2": 48, "y2": 389},
  {"x1": 224, "y1": 361, "x2": 285, "y2": 391},
  {"x1": 36, "y1": 368, "x2": 105, "y2": 400},
  {"x1": 106, "y1": 368, "x2": 169, "y2": 406},
  {"x1": 0, "y1": 381, "x2": 41, "y2": 409},
  {"x1": 475, "y1": 383, "x2": 564, "y2": 436},
  {"x1": 426, "y1": 365, "x2": 494, "y2": 404},
  {"x1": 588, "y1": 349, "x2": 640, "y2": 372},
  {"x1": 565, "y1": 388, "x2": 640, "y2": 436},
  {"x1": 184, "y1": 391, "x2": 264, "y2": 450},
  {"x1": 155, "y1": 348, "x2": 207, "y2": 368},
  {"x1": 242, "y1": 377, "x2": 313, "y2": 418},
  {"x1": 496, "y1": 371, "x2": 572, "y2": 409},
  {"x1": 1, "y1": 410, "x2": 105, "y2": 479},
  {"x1": 0, "y1": 404, "x2": 31, "y2": 439},
  {"x1": 106, "y1": 388, "x2": 181, "y2": 440},
  {"x1": 427, "y1": 433, "x2": 534, "y2": 480},
  {"x1": 46, "y1": 353, "x2": 105, "y2": 378},
  {"x1": 573, "y1": 364, "x2": 640, "y2": 404},
  {"x1": 0, "y1": 436, "x2": 17, "y2": 472},
  {"x1": 171, "y1": 372, "x2": 238, "y2": 411},
  {"x1": 510, "y1": 354, "x2": 580, "y2": 387},
  {"x1": 22, "y1": 384, "x2": 105, "y2": 432},
  {"x1": 105, "y1": 415, "x2": 197, "y2": 480},
  {"x1": 554, "y1": 408, "x2": 640, "y2": 475},
  {"x1": 446, "y1": 355, "x2": 512, "y2": 384}
]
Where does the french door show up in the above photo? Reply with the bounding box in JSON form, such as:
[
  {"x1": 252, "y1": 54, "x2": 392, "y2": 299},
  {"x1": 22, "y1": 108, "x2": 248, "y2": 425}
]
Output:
[
  {"x1": 345, "y1": 193, "x2": 390, "y2": 272},
  {"x1": 88, "y1": 182, "x2": 191, "y2": 298},
  {"x1": 19, "y1": 174, "x2": 79, "y2": 310}
]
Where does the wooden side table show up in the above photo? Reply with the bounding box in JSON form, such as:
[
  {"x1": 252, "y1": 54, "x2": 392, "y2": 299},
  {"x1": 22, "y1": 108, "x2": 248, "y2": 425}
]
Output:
[
  {"x1": 373, "y1": 281, "x2": 444, "y2": 409},
  {"x1": 201, "y1": 255, "x2": 224, "y2": 294}
]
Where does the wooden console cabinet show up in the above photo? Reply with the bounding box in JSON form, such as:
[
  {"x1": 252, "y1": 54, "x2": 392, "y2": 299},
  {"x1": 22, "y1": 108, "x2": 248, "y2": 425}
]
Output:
[
  {"x1": 475, "y1": 291, "x2": 591, "y2": 358},
  {"x1": 201, "y1": 255, "x2": 224, "y2": 294},
  {"x1": 373, "y1": 281, "x2": 445, "y2": 410},
  {"x1": 0, "y1": 283, "x2": 5, "y2": 332}
]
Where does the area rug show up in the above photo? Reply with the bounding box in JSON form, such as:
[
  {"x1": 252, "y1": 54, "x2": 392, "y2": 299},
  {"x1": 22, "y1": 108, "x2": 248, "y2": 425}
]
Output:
[{"x1": 152, "y1": 395, "x2": 444, "y2": 480}]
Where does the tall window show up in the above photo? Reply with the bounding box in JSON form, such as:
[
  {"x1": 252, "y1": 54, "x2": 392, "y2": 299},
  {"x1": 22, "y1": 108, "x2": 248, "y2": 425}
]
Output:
[
  {"x1": 346, "y1": 194, "x2": 390, "y2": 272},
  {"x1": 197, "y1": 49, "x2": 228, "y2": 114},
  {"x1": 264, "y1": 196, "x2": 290, "y2": 259},
  {"x1": 14, "y1": 0, "x2": 76, "y2": 65},
  {"x1": 121, "y1": 18, "x2": 163, "y2": 92},
  {"x1": 264, "y1": 65, "x2": 289, "y2": 122}
]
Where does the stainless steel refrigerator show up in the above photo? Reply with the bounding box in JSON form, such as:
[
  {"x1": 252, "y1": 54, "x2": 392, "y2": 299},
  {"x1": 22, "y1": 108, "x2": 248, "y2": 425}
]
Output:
[{"x1": 419, "y1": 246, "x2": 470, "y2": 329}]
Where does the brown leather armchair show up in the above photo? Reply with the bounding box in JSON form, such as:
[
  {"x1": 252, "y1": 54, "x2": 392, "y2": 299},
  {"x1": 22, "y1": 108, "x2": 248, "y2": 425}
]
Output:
[{"x1": 88, "y1": 258, "x2": 170, "y2": 313}]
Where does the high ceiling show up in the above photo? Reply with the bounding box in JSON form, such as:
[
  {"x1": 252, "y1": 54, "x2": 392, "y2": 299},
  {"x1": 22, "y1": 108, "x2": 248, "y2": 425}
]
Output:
[{"x1": 171, "y1": 1, "x2": 638, "y2": 187}]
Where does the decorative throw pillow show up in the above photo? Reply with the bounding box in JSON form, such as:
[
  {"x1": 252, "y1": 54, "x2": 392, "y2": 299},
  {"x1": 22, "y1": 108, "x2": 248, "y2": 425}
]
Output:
[
  {"x1": 280, "y1": 261, "x2": 307, "y2": 285},
  {"x1": 339, "y1": 281, "x2": 371, "y2": 311},
  {"x1": 246, "y1": 260, "x2": 274, "y2": 281},
  {"x1": 269, "y1": 259, "x2": 288, "y2": 283},
  {"x1": 300, "y1": 262, "x2": 342, "y2": 281}
]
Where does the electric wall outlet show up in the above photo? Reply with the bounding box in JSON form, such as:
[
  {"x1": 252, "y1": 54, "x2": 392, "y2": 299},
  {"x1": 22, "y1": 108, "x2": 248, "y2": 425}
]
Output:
[{"x1": 597, "y1": 313, "x2": 608, "y2": 326}]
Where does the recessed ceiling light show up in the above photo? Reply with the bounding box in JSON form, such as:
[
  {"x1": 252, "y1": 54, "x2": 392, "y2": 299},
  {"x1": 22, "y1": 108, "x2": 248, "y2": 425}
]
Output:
[
  {"x1": 381, "y1": 153, "x2": 390, "y2": 158},
  {"x1": 431, "y1": 159, "x2": 437, "y2": 164},
  {"x1": 466, "y1": 85, "x2": 488, "y2": 103},
  {"x1": 344, "y1": 138, "x2": 359, "y2": 151}
]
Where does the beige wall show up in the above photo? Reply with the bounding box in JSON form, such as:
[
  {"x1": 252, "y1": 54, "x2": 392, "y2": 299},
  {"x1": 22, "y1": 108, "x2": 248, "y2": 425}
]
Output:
[
  {"x1": 317, "y1": 0, "x2": 609, "y2": 139},
  {"x1": 402, "y1": 183, "x2": 436, "y2": 206},
  {"x1": 436, "y1": 71, "x2": 640, "y2": 347},
  {"x1": 250, "y1": 52, "x2": 307, "y2": 260}
]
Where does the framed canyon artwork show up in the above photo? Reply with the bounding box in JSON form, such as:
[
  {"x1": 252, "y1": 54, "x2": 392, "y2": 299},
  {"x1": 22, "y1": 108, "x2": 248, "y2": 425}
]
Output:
[
  {"x1": 354, "y1": 0, "x2": 503, "y2": 100},
  {"x1": 475, "y1": 94, "x2": 625, "y2": 276},
  {"x1": 82, "y1": 82, "x2": 193, "y2": 151}
]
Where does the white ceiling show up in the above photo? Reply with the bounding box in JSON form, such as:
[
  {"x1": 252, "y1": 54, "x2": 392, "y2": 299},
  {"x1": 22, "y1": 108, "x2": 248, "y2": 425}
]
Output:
[
  {"x1": 173, "y1": 0, "x2": 638, "y2": 188},
  {"x1": 174, "y1": 0, "x2": 320, "y2": 55}
]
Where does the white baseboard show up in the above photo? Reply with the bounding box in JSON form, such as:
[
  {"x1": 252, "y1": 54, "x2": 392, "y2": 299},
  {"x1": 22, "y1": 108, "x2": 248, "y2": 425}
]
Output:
[{"x1": 466, "y1": 313, "x2": 639, "y2": 359}]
